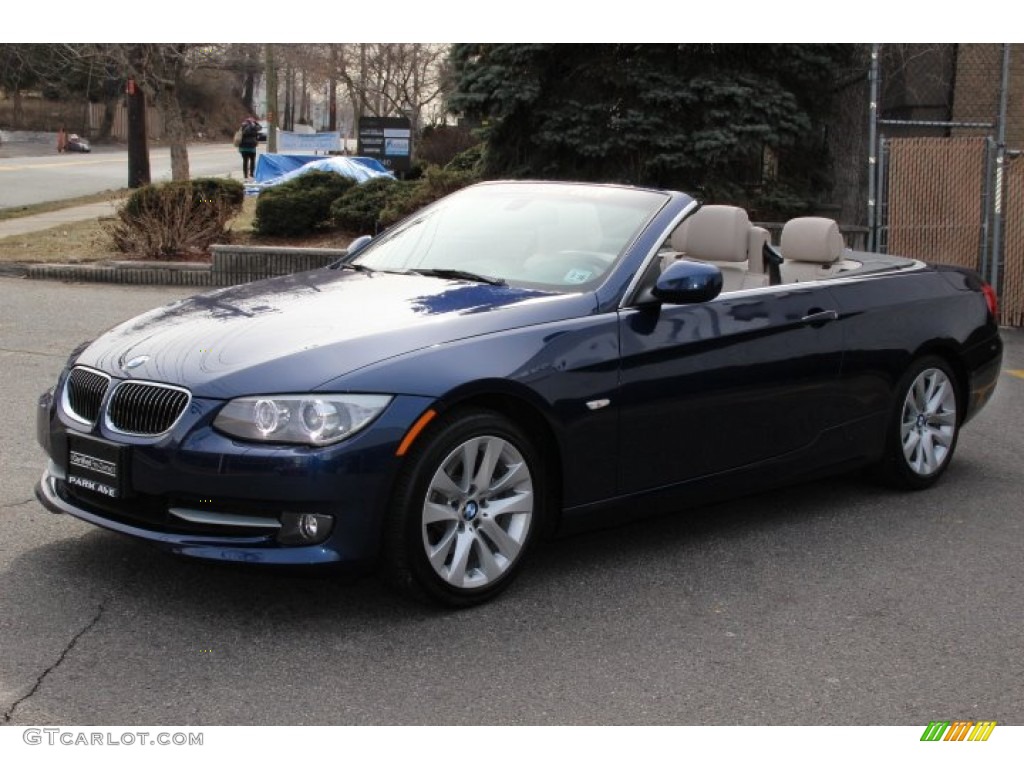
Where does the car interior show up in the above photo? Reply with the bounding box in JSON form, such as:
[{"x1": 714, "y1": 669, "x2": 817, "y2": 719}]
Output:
[{"x1": 657, "y1": 205, "x2": 867, "y2": 292}]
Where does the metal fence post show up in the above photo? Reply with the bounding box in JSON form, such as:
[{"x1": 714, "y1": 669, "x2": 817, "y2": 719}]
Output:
[
  {"x1": 990, "y1": 44, "x2": 1011, "y2": 293},
  {"x1": 980, "y1": 137, "x2": 996, "y2": 280},
  {"x1": 868, "y1": 45, "x2": 880, "y2": 253},
  {"x1": 877, "y1": 138, "x2": 888, "y2": 254}
]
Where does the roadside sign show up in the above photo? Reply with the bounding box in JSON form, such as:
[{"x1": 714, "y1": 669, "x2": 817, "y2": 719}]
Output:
[{"x1": 357, "y1": 117, "x2": 412, "y2": 173}]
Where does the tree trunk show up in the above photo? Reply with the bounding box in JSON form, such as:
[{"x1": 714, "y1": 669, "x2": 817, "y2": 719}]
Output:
[
  {"x1": 283, "y1": 65, "x2": 293, "y2": 131},
  {"x1": 357, "y1": 44, "x2": 367, "y2": 126},
  {"x1": 265, "y1": 44, "x2": 278, "y2": 153},
  {"x1": 300, "y1": 68, "x2": 309, "y2": 125},
  {"x1": 242, "y1": 71, "x2": 255, "y2": 114},
  {"x1": 12, "y1": 90, "x2": 23, "y2": 128},
  {"x1": 329, "y1": 44, "x2": 338, "y2": 131},
  {"x1": 159, "y1": 84, "x2": 191, "y2": 181},
  {"x1": 97, "y1": 96, "x2": 117, "y2": 142}
]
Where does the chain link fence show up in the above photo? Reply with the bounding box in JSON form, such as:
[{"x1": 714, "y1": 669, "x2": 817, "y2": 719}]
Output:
[
  {"x1": 1003, "y1": 157, "x2": 1024, "y2": 326},
  {"x1": 884, "y1": 137, "x2": 989, "y2": 270},
  {"x1": 871, "y1": 43, "x2": 1022, "y2": 326}
]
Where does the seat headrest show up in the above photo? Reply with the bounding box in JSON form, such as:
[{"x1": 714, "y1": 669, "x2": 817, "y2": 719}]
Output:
[
  {"x1": 671, "y1": 205, "x2": 750, "y2": 263},
  {"x1": 780, "y1": 217, "x2": 843, "y2": 264}
]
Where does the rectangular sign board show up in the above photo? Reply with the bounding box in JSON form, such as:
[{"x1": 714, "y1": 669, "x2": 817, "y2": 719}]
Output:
[
  {"x1": 358, "y1": 117, "x2": 412, "y2": 172},
  {"x1": 277, "y1": 131, "x2": 342, "y2": 153}
]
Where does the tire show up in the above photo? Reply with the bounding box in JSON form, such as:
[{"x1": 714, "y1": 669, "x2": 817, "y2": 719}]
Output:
[
  {"x1": 382, "y1": 408, "x2": 546, "y2": 607},
  {"x1": 878, "y1": 355, "x2": 961, "y2": 490}
]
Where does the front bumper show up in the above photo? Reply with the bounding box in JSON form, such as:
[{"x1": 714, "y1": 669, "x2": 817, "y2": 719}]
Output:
[
  {"x1": 36, "y1": 462, "x2": 342, "y2": 566},
  {"x1": 37, "y1": 384, "x2": 435, "y2": 569}
]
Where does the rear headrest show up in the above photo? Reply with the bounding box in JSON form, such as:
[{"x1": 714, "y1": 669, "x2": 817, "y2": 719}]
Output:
[
  {"x1": 671, "y1": 205, "x2": 750, "y2": 263},
  {"x1": 781, "y1": 217, "x2": 843, "y2": 264}
]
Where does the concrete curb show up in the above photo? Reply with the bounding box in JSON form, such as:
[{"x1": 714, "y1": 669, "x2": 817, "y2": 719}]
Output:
[{"x1": 13, "y1": 244, "x2": 349, "y2": 288}]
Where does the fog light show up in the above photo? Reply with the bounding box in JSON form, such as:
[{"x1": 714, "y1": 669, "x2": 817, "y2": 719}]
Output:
[
  {"x1": 277, "y1": 512, "x2": 333, "y2": 545},
  {"x1": 299, "y1": 514, "x2": 319, "y2": 539}
]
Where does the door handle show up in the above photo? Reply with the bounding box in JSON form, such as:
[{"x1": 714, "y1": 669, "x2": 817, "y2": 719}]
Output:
[{"x1": 801, "y1": 309, "x2": 839, "y2": 326}]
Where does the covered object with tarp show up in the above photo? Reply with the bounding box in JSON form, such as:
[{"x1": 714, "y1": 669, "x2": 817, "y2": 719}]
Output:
[{"x1": 252, "y1": 154, "x2": 394, "y2": 189}]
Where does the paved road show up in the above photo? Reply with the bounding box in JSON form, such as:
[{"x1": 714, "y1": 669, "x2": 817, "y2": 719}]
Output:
[
  {"x1": 0, "y1": 143, "x2": 242, "y2": 210},
  {"x1": 1, "y1": 277, "x2": 1022, "y2": 726}
]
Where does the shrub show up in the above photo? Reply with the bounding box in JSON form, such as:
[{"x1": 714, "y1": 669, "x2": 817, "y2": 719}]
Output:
[
  {"x1": 330, "y1": 177, "x2": 407, "y2": 234},
  {"x1": 445, "y1": 143, "x2": 484, "y2": 174},
  {"x1": 119, "y1": 177, "x2": 244, "y2": 218},
  {"x1": 330, "y1": 164, "x2": 483, "y2": 233},
  {"x1": 253, "y1": 171, "x2": 356, "y2": 236},
  {"x1": 418, "y1": 125, "x2": 480, "y2": 168},
  {"x1": 190, "y1": 177, "x2": 246, "y2": 209},
  {"x1": 107, "y1": 178, "x2": 245, "y2": 259},
  {"x1": 379, "y1": 165, "x2": 479, "y2": 226}
]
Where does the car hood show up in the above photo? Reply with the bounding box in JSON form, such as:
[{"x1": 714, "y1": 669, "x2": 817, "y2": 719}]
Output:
[{"x1": 75, "y1": 268, "x2": 593, "y2": 398}]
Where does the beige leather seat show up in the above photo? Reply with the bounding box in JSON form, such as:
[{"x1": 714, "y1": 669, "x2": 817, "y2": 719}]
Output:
[
  {"x1": 779, "y1": 217, "x2": 844, "y2": 283},
  {"x1": 665, "y1": 205, "x2": 770, "y2": 292}
]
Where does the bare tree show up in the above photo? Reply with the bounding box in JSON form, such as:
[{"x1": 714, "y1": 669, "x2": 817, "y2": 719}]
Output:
[
  {"x1": 287, "y1": 44, "x2": 450, "y2": 138},
  {"x1": 49, "y1": 44, "x2": 206, "y2": 182}
]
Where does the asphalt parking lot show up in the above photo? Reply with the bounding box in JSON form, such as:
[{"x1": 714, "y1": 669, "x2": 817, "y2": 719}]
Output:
[{"x1": 2, "y1": 276, "x2": 1022, "y2": 726}]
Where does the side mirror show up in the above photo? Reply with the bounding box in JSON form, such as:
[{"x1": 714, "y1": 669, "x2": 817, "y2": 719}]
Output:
[
  {"x1": 346, "y1": 234, "x2": 372, "y2": 257},
  {"x1": 650, "y1": 260, "x2": 723, "y2": 304}
]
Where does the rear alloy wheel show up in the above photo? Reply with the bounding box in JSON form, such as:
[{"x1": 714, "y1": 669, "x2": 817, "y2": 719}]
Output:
[
  {"x1": 882, "y1": 356, "x2": 961, "y2": 489},
  {"x1": 385, "y1": 409, "x2": 544, "y2": 606}
]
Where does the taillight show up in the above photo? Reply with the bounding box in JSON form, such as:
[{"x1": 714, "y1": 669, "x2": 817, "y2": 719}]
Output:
[{"x1": 981, "y1": 282, "x2": 999, "y2": 320}]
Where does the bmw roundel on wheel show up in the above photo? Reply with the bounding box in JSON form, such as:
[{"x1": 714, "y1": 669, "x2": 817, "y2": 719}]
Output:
[{"x1": 35, "y1": 182, "x2": 1003, "y2": 606}]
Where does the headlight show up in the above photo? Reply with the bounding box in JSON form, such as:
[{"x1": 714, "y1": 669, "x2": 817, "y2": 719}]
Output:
[{"x1": 214, "y1": 394, "x2": 392, "y2": 446}]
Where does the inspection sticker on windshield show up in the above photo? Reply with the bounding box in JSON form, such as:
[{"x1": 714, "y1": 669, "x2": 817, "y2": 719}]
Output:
[{"x1": 563, "y1": 269, "x2": 593, "y2": 284}]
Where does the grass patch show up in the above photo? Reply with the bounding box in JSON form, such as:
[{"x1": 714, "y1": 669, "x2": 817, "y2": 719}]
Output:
[
  {"x1": 0, "y1": 195, "x2": 352, "y2": 264},
  {"x1": 0, "y1": 191, "x2": 129, "y2": 222},
  {"x1": 0, "y1": 218, "x2": 118, "y2": 263}
]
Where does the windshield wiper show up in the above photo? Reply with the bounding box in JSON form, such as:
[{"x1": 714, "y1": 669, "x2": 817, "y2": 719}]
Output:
[
  {"x1": 408, "y1": 268, "x2": 506, "y2": 286},
  {"x1": 330, "y1": 261, "x2": 376, "y2": 275}
]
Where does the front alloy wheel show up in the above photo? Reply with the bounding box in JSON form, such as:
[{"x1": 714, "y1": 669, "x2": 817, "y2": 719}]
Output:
[
  {"x1": 385, "y1": 409, "x2": 545, "y2": 606},
  {"x1": 422, "y1": 435, "x2": 534, "y2": 590}
]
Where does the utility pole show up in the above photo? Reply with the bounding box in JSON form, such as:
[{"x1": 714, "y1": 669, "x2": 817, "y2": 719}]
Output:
[{"x1": 126, "y1": 73, "x2": 150, "y2": 188}]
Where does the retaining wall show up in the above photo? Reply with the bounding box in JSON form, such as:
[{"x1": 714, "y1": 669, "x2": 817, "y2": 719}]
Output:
[{"x1": 23, "y1": 244, "x2": 349, "y2": 287}]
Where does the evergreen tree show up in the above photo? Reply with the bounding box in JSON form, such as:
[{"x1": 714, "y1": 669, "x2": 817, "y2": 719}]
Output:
[{"x1": 449, "y1": 44, "x2": 855, "y2": 216}]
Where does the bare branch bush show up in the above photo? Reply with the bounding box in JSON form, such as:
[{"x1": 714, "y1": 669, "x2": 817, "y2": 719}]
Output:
[{"x1": 105, "y1": 182, "x2": 239, "y2": 260}]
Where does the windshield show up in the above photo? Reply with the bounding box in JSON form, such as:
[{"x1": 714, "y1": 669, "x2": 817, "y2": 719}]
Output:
[{"x1": 352, "y1": 182, "x2": 668, "y2": 291}]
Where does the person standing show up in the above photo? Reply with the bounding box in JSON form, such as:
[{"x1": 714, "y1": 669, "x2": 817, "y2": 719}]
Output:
[{"x1": 237, "y1": 116, "x2": 261, "y2": 180}]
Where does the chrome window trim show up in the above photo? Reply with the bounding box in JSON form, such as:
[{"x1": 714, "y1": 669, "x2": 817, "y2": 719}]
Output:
[{"x1": 618, "y1": 199, "x2": 701, "y2": 309}]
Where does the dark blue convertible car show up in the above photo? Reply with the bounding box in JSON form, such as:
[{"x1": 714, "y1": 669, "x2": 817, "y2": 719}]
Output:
[{"x1": 36, "y1": 181, "x2": 1003, "y2": 605}]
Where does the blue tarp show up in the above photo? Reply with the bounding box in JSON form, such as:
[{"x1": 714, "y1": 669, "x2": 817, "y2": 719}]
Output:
[{"x1": 252, "y1": 154, "x2": 393, "y2": 187}]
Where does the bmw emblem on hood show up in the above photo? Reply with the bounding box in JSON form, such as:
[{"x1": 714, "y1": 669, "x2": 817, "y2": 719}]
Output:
[{"x1": 121, "y1": 355, "x2": 150, "y2": 372}]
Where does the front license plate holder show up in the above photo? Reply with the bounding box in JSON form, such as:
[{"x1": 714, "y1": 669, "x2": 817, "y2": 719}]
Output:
[{"x1": 67, "y1": 434, "x2": 130, "y2": 499}]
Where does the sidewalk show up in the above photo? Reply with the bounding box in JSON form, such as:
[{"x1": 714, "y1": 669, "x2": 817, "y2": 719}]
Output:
[{"x1": 0, "y1": 201, "x2": 120, "y2": 238}]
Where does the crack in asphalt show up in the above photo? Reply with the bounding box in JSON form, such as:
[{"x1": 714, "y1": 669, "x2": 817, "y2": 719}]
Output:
[
  {"x1": 0, "y1": 498, "x2": 35, "y2": 510},
  {"x1": 1, "y1": 602, "x2": 106, "y2": 725},
  {"x1": 0, "y1": 346, "x2": 66, "y2": 358}
]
